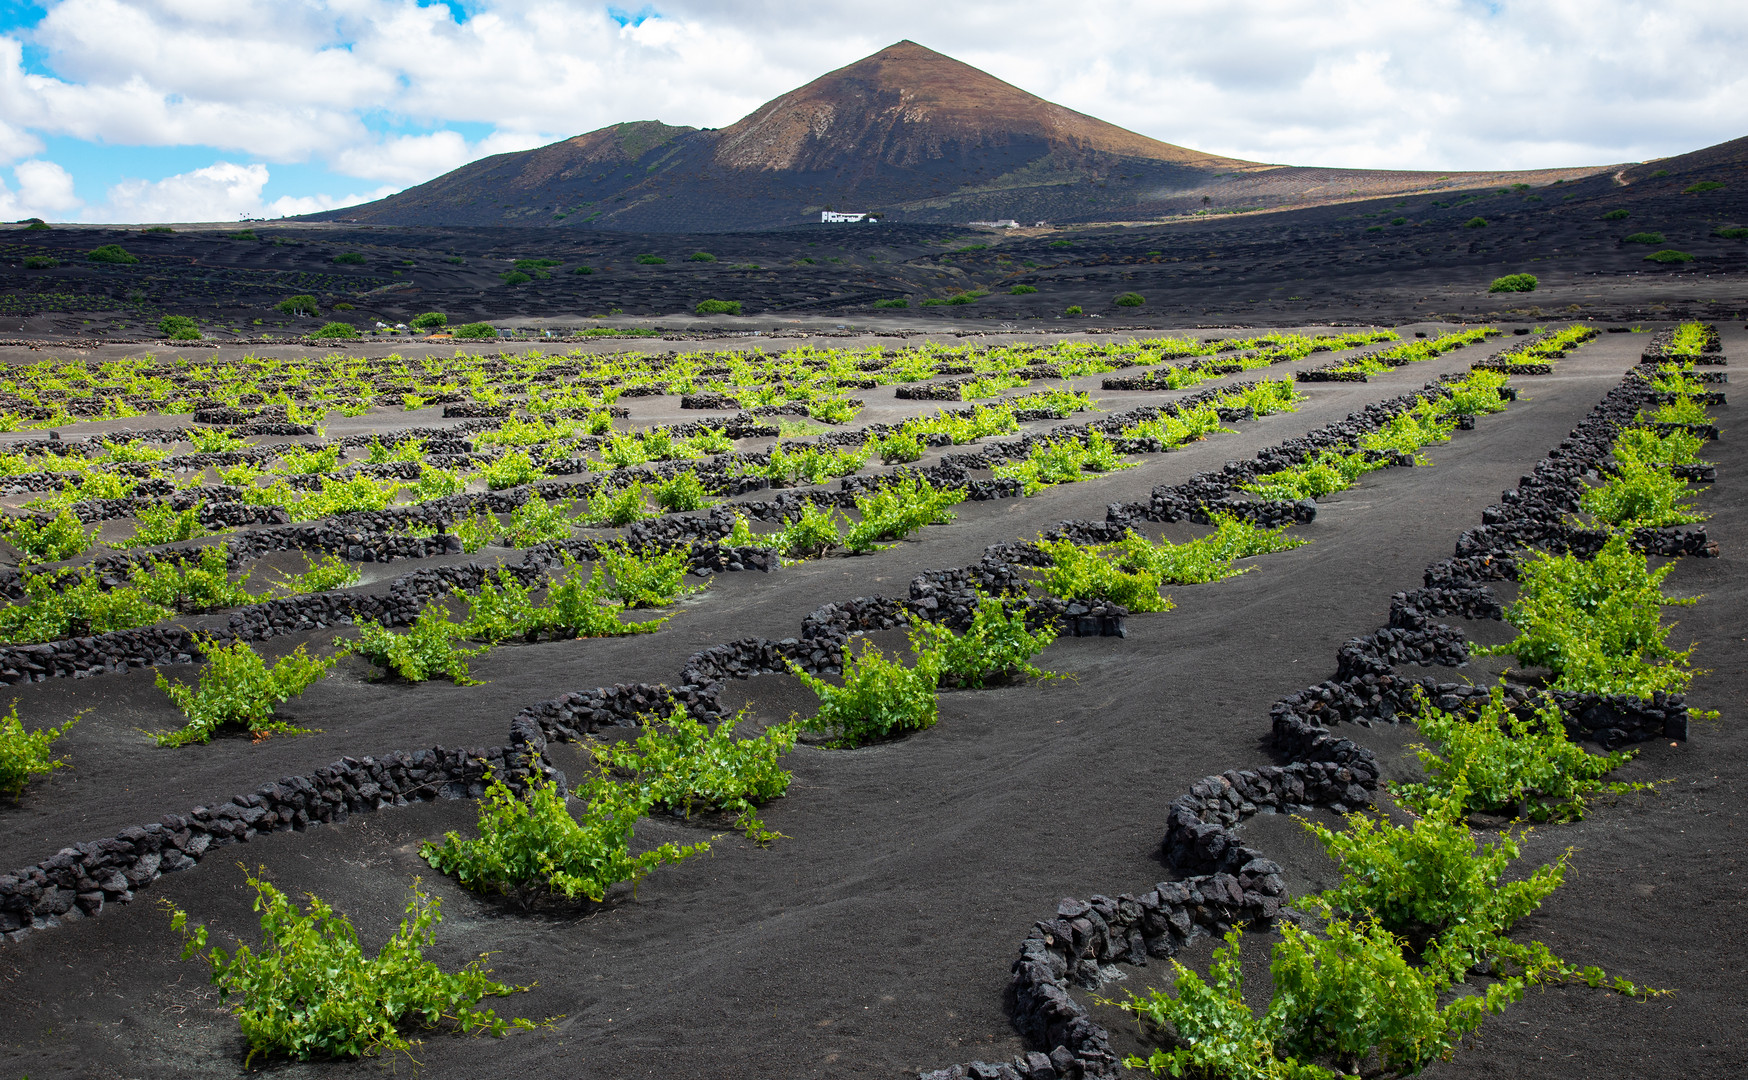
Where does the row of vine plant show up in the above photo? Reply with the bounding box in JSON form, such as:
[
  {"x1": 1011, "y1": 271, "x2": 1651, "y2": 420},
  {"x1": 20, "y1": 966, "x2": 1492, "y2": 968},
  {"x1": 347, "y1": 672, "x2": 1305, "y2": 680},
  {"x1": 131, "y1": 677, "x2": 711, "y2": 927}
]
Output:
[
  {"x1": 1107, "y1": 328, "x2": 1720, "y2": 1079},
  {"x1": 114, "y1": 357, "x2": 1543, "y2": 1062}
]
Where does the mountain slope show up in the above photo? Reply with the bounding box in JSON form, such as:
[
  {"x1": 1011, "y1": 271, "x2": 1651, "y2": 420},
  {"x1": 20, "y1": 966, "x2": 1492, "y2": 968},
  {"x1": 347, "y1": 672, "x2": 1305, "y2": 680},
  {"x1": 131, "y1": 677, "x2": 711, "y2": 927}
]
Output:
[{"x1": 312, "y1": 40, "x2": 1611, "y2": 232}]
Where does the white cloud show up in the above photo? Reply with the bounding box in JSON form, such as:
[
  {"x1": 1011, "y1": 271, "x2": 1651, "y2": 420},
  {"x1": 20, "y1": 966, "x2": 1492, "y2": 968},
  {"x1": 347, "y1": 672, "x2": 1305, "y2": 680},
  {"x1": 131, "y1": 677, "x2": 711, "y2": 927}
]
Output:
[
  {"x1": 75, "y1": 160, "x2": 395, "y2": 223},
  {"x1": 0, "y1": 159, "x2": 79, "y2": 219},
  {"x1": 0, "y1": 0, "x2": 1744, "y2": 210}
]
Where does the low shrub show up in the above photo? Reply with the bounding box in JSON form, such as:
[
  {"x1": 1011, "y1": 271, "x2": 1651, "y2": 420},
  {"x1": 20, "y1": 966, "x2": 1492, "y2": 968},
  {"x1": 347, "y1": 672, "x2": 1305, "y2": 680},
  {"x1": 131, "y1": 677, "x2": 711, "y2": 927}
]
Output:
[
  {"x1": 993, "y1": 431, "x2": 1132, "y2": 495},
  {"x1": 1479, "y1": 533, "x2": 1697, "y2": 697},
  {"x1": 1644, "y1": 249, "x2": 1695, "y2": 263},
  {"x1": 1488, "y1": 273, "x2": 1538, "y2": 293},
  {"x1": 575, "y1": 482, "x2": 651, "y2": 527},
  {"x1": 409, "y1": 311, "x2": 447, "y2": 329},
  {"x1": 1622, "y1": 232, "x2": 1665, "y2": 244},
  {"x1": 908, "y1": 593, "x2": 1057, "y2": 688},
  {"x1": 452, "y1": 507, "x2": 499, "y2": 552},
  {"x1": 807, "y1": 397, "x2": 861, "y2": 424},
  {"x1": 479, "y1": 448, "x2": 545, "y2": 489},
  {"x1": 332, "y1": 301, "x2": 354, "y2": 311},
  {"x1": 310, "y1": 321, "x2": 358, "y2": 339},
  {"x1": 1113, "y1": 516, "x2": 1305, "y2": 586},
  {"x1": 117, "y1": 501, "x2": 219, "y2": 548},
  {"x1": 1009, "y1": 284, "x2": 1038, "y2": 295},
  {"x1": 154, "y1": 639, "x2": 335, "y2": 747},
  {"x1": 0, "y1": 700, "x2": 77, "y2": 798},
  {"x1": 268, "y1": 553, "x2": 359, "y2": 595},
  {"x1": 635, "y1": 254, "x2": 666, "y2": 265},
  {"x1": 1241, "y1": 449, "x2": 1386, "y2": 501},
  {"x1": 594, "y1": 543, "x2": 703, "y2": 609},
  {"x1": 22, "y1": 255, "x2": 56, "y2": 269},
  {"x1": 87, "y1": 244, "x2": 138, "y2": 264},
  {"x1": 276, "y1": 294, "x2": 319, "y2": 316},
  {"x1": 1600, "y1": 209, "x2": 1630, "y2": 221},
  {"x1": 875, "y1": 430, "x2": 925, "y2": 464},
  {"x1": 687, "y1": 251, "x2": 716, "y2": 262},
  {"x1": 843, "y1": 478, "x2": 964, "y2": 552},
  {"x1": 775, "y1": 501, "x2": 843, "y2": 559},
  {"x1": 332, "y1": 252, "x2": 366, "y2": 265},
  {"x1": 346, "y1": 606, "x2": 484, "y2": 684},
  {"x1": 1114, "y1": 291, "x2": 1145, "y2": 307},
  {"x1": 1714, "y1": 226, "x2": 1748, "y2": 240},
  {"x1": 23, "y1": 220, "x2": 49, "y2": 230},
  {"x1": 5, "y1": 507, "x2": 96, "y2": 562},
  {"x1": 168, "y1": 871, "x2": 531, "y2": 1062},
  {"x1": 792, "y1": 639, "x2": 941, "y2": 747},
  {"x1": 596, "y1": 705, "x2": 799, "y2": 841},
  {"x1": 1049, "y1": 239, "x2": 1072, "y2": 249},
  {"x1": 873, "y1": 298, "x2": 908, "y2": 309},
  {"x1": 1035, "y1": 537, "x2": 1171, "y2": 613},
  {"x1": 1684, "y1": 180, "x2": 1725, "y2": 194},
  {"x1": 159, "y1": 314, "x2": 201, "y2": 340},
  {"x1": 1119, "y1": 921, "x2": 1514, "y2": 1080},
  {"x1": 1441, "y1": 369, "x2": 1511, "y2": 415},
  {"x1": 1303, "y1": 788, "x2": 1567, "y2": 948},
  {"x1": 1065, "y1": 305, "x2": 1083, "y2": 315},
  {"x1": 1463, "y1": 216, "x2": 1488, "y2": 228},
  {"x1": 422, "y1": 771, "x2": 705, "y2": 904},
  {"x1": 500, "y1": 496, "x2": 574, "y2": 547},
  {"x1": 1580, "y1": 460, "x2": 1705, "y2": 527},
  {"x1": 1612, "y1": 426, "x2": 1705, "y2": 469},
  {"x1": 453, "y1": 322, "x2": 497, "y2": 340},
  {"x1": 500, "y1": 271, "x2": 532, "y2": 285},
  {"x1": 695, "y1": 299, "x2": 742, "y2": 315},
  {"x1": 652, "y1": 470, "x2": 713, "y2": 512},
  {"x1": 1395, "y1": 684, "x2": 1640, "y2": 821}
]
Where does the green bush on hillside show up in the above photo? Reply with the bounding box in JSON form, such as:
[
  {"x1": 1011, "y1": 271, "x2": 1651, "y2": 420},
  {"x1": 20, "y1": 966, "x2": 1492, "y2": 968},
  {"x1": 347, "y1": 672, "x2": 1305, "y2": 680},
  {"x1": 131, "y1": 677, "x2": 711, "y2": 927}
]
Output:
[{"x1": 87, "y1": 244, "x2": 138, "y2": 264}]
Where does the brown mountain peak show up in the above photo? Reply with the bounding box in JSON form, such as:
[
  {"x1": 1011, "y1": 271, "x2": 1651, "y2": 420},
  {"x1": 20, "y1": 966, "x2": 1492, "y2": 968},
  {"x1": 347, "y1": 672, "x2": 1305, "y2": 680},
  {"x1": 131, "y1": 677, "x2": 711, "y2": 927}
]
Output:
[{"x1": 710, "y1": 40, "x2": 1255, "y2": 173}]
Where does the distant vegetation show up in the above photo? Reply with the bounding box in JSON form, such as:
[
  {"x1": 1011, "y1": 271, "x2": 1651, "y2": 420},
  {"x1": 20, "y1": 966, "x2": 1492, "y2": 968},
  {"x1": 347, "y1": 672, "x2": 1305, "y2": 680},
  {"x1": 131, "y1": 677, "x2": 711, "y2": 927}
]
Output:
[
  {"x1": 1488, "y1": 273, "x2": 1538, "y2": 293},
  {"x1": 158, "y1": 315, "x2": 200, "y2": 340},
  {"x1": 571, "y1": 266, "x2": 594, "y2": 275},
  {"x1": 1009, "y1": 285, "x2": 1038, "y2": 295},
  {"x1": 22, "y1": 255, "x2": 56, "y2": 269},
  {"x1": 1114, "y1": 292, "x2": 1145, "y2": 307},
  {"x1": 453, "y1": 322, "x2": 497, "y2": 340},
  {"x1": 142, "y1": 225, "x2": 174, "y2": 234},
  {"x1": 1065, "y1": 305, "x2": 1083, "y2": 315},
  {"x1": 410, "y1": 312, "x2": 448, "y2": 330},
  {"x1": 275, "y1": 295, "x2": 320, "y2": 316},
  {"x1": 87, "y1": 244, "x2": 138, "y2": 264},
  {"x1": 332, "y1": 252, "x2": 366, "y2": 265},
  {"x1": 1684, "y1": 181, "x2": 1725, "y2": 194},
  {"x1": 695, "y1": 299, "x2": 742, "y2": 315},
  {"x1": 311, "y1": 322, "x2": 358, "y2": 339},
  {"x1": 501, "y1": 271, "x2": 532, "y2": 285},
  {"x1": 1644, "y1": 250, "x2": 1695, "y2": 263},
  {"x1": 1049, "y1": 239, "x2": 1072, "y2": 249},
  {"x1": 1623, "y1": 232, "x2": 1666, "y2": 245},
  {"x1": 687, "y1": 251, "x2": 717, "y2": 262},
  {"x1": 1463, "y1": 217, "x2": 1488, "y2": 229},
  {"x1": 1600, "y1": 209, "x2": 1630, "y2": 221},
  {"x1": 635, "y1": 254, "x2": 666, "y2": 265},
  {"x1": 1715, "y1": 226, "x2": 1748, "y2": 240}
]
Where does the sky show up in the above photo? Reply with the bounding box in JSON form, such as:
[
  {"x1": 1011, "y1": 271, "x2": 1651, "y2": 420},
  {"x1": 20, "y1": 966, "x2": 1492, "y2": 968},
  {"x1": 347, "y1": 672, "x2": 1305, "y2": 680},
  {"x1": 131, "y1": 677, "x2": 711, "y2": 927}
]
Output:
[{"x1": 0, "y1": 0, "x2": 1744, "y2": 224}]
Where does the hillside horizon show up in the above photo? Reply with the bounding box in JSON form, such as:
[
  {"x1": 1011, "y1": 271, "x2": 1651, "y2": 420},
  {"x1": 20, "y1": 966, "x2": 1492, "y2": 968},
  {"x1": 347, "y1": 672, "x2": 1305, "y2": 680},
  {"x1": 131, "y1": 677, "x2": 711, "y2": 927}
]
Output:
[{"x1": 292, "y1": 39, "x2": 1703, "y2": 231}]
